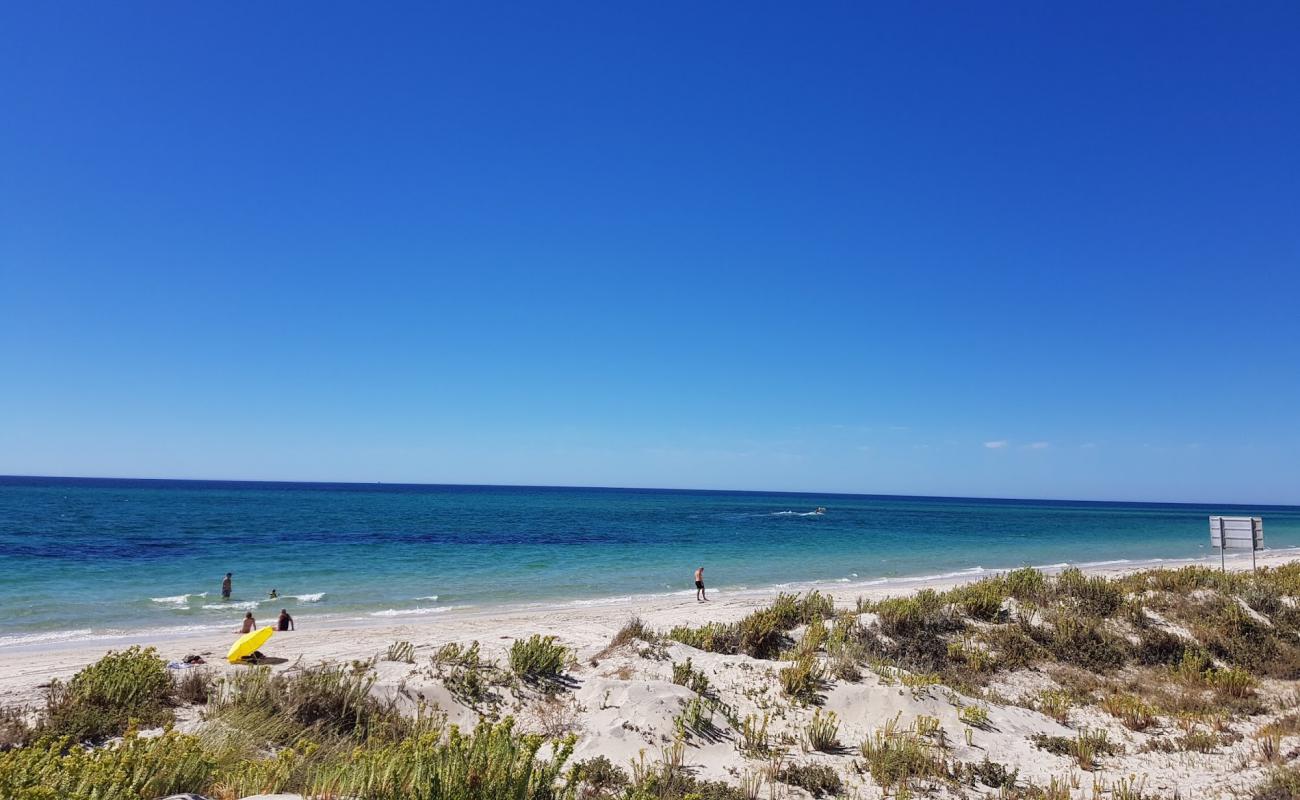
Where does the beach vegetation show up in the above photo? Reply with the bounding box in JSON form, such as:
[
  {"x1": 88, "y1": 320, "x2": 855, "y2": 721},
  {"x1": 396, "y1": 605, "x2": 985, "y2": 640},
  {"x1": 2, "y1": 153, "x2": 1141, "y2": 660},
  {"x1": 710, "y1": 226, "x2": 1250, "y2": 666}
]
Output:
[
  {"x1": 670, "y1": 658, "x2": 710, "y2": 696},
  {"x1": 1030, "y1": 728, "x2": 1118, "y2": 770},
  {"x1": 859, "y1": 725, "x2": 948, "y2": 792},
  {"x1": 384, "y1": 639, "x2": 416, "y2": 663},
  {"x1": 174, "y1": 668, "x2": 213, "y2": 705},
  {"x1": 1033, "y1": 690, "x2": 1072, "y2": 725},
  {"x1": 0, "y1": 729, "x2": 215, "y2": 800},
  {"x1": 0, "y1": 707, "x2": 31, "y2": 751},
  {"x1": 40, "y1": 645, "x2": 174, "y2": 742},
  {"x1": 802, "y1": 708, "x2": 840, "y2": 752},
  {"x1": 777, "y1": 761, "x2": 843, "y2": 797},
  {"x1": 510, "y1": 634, "x2": 571, "y2": 684},
  {"x1": 737, "y1": 712, "x2": 771, "y2": 756},
  {"x1": 573, "y1": 755, "x2": 630, "y2": 799},
  {"x1": 1098, "y1": 692, "x2": 1158, "y2": 731},
  {"x1": 778, "y1": 654, "x2": 824, "y2": 705},
  {"x1": 958, "y1": 703, "x2": 991, "y2": 729},
  {"x1": 1250, "y1": 766, "x2": 1300, "y2": 800}
]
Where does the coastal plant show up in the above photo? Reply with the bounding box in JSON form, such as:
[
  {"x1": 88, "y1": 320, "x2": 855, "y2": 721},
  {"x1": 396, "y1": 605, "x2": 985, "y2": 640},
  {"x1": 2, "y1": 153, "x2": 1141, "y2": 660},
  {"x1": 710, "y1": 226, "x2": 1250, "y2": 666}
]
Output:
[
  {"x1": 801, "y1": 708, "x2": 840, "y2": 752},
  {"x1": 666, "y1": 621, "x2": 739, "y2": 654},
  {"x1": 738, "y1": 712, "x2": 771, "y2": 756},
  {"x1": 510, "y1": 634, "x2": 570, "y2": 683},
  {"x1": 787, "y1": 617, "x2": 828, "y2": 659},
  {"x1": 384, "y1": 639, "x2": 415, "y2": 663},
  {"x1": 958, "y1": 704, "x2": 991, "y2": 730},
  {"x1": 0, "y1": 729, "x2": 215, "y2": 800},
  {"x1": 40, "y1": 645, "x2": 175, "y2": 742},
  {"x1": 0, "y1": 707, "x2": 31, "y2": 751},
  {"x1": 952, "y1": 577, "x2": 1007, "y2": 621},
  {"x1": 859, "y1": 726, "x2": 947, "y2": 791},
  {"x1": 1099, "y1": 693, "x2": 1158, "y2": 731},
  {"x1": 779, "y1": 655, "x2": 824, "y2": 705},
  {"x1": 1054, "y1": 567, "x2": 1123, "y2": 618},
  {"x1": 174, "y1": 668, "x2": 214, "y2": 705},
  {"x1": 1006, "y1": 567, "x2": 1048, "y2": 603},
  {"x1": 671, "y1": 658, "x2": 711, "y2": 696},
  {"x1": 1030, "y1": 728, "x2": 1118, "y2": 771},
  {"x1": 1033, "y1": 690, "x2": 1072, "y2": 725},
  {"x1": 599, "y1": 616, "x2": 657, "y2": 660},
  {"x1": 777, "y1": 762, "x2": 843, "y2": 797},
  {"x1": 209, "y1": 664, "x2": 411, "y2": 742},
  {"x1": 675, "y1": 697, "x2": 718, "y2": 742},
  {"x1": 572, "y1": 755, "x2": 630, "y2": 799},
  {"x1": 293, "y1": 718, "x2": 576, "y2": 800}
]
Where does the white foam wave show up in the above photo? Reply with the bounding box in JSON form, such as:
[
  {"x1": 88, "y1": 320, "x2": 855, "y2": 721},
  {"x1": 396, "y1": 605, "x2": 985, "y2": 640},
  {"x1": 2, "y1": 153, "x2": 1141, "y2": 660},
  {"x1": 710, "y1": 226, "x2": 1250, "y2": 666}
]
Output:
[
  {"x1": 0, "y1": 629, "x2": 97, "y2": 648},
  {"x1": 203, "y1": 601, "x2": 259, "y2": 611},
  {"x1": 151, "y1": 595, "x2": 190, "y2": 605},
  {"x1": 289, "y1": 593, "x2": 325, "y2": 602},
  {"x1": 770, "y1": 510, "x2": 822, "y2": 517},
  {"x1": 416, "y1": 595, "x2": 439, "y2": 601},
  {"x1": 369, "y1": 606, "x2": 455, "y2": 618}
]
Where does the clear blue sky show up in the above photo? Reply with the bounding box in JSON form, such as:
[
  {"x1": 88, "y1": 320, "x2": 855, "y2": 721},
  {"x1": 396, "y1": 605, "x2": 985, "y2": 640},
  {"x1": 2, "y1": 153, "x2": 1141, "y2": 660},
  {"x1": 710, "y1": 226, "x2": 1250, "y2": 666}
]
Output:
[{"x1": 2, "y1": 3, "x2": 1297, "y2": 503}]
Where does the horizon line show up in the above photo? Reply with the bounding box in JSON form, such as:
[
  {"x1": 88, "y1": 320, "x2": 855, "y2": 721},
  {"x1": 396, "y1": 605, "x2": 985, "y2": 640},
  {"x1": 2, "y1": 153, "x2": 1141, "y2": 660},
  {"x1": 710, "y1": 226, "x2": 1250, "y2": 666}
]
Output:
[{"x1": 2, "y1": 473, "x2": 1296, "y2": 510}]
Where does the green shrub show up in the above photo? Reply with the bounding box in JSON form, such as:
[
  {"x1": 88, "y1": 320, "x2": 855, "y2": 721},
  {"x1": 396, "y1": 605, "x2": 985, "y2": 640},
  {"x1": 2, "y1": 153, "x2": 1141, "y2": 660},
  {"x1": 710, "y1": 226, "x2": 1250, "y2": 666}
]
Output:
[
  {"x1": 41, "y1": 646, "x2": 174, "y2": 742},
  {"x1": 384, "y1": 640, "x2": 415, "y2": 663},
  {"x1": 1099, "y1": 693, "x2": 1157, "y2": 731},
  {"x1": 779, "y1": 655, "x2": 824, "y2": 704},
  {"x1": 860, "y1": 727, "x2": 946, "y2": 790},
  {"x1": 1030, "y1": 728, "x2": 1118, "y2": 770},
  {"x1": 1006, "y1": 567, "x2": 1047, "y2": 602},
  {"x1": 292, "y1": 718, "x2": 575, "y2": 800},
  {"x1": 510, "y1": 634, "x2": 570, "y2": 682},
  {"x1": 0, "y1": 730, "x2": 214, "y2": 800},
  {"x1": 778, "y1": 762, "x2": 843, "y2": 797},
  {"x1": 573, "y1": 755, "x2": 630, "y2": 797},
  {"x1": 210, "y1": 664, "x2": 408, "y2": 741},
  {"x1": 671, "y1": 658, "x2": 710, "y2": 695},
  {"x1": 666, "y1": 622, "x2": 739, "y2": 654},
  {"x1": 803, "y1": 708, "x2": 840, "y2": 752},
  {"x1": 1046, "y1": 610, "x2": 1127, "y2": 671},
  {"x1": 1055, "y1": 568, "x2": 1123, "y2": 617},
  {"x1": 0, "y1": 707, "x2": 30, "y2": 751},
  {"x1": 174, "y1": 668, "x2": 213, "y2": 705},
  {"x1": 952, "y1": 578, "x2": 1007, "y2": 621}
]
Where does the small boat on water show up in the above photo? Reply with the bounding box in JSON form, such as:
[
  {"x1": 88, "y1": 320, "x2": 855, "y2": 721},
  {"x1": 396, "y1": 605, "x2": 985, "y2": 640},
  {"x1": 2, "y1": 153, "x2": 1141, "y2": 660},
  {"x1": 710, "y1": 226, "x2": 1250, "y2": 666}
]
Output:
[{"x1": 813, "y1": 507, "x2": 826, "y2": 515}]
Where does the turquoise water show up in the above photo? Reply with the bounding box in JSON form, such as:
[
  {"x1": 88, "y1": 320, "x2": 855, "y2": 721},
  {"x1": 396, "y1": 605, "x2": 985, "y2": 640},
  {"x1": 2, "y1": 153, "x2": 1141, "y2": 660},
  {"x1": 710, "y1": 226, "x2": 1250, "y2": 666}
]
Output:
[{"x1": 3, "y1": 476, "x2": 1299, "y2": 647}]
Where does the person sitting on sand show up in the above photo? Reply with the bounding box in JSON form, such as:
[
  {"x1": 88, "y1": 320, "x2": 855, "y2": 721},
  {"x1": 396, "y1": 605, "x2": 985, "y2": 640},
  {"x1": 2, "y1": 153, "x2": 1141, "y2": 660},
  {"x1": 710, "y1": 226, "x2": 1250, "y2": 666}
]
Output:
[
  {"x1": 695, "y1": 566, "x2": 707, "y2": 602},
  {"x1": 277, "y1": 609, "x2": 294, "y2": 631},
  {"x1": 269, "y1": 588, "x2": 278, "y2": 599},
  {"x1": 222, "y1": 572, "x2": 233, "y2": 599},
  {"x1": 240, "y1": 611, "x2": 256, "y2": 633}
]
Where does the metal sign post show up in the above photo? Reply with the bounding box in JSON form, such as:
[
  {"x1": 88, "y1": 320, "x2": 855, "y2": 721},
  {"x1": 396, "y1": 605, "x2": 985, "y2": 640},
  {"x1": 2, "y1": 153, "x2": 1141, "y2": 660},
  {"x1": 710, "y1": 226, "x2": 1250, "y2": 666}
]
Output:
[{"x1": 1209, "y1": 516, "x2": 1263, "y2": 572}]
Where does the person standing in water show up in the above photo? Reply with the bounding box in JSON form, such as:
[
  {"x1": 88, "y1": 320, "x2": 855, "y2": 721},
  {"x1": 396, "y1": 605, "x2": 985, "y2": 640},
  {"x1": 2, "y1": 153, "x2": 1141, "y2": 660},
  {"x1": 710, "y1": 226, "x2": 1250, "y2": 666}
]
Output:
[
  {"x1": 222, "y1": 572, "x2": 233, "y2": 599},
  {"x1": 239, "y1": 611, "x2": 256, "y2": 633},
  {"x1": 695, "y1": 566, "x2": 707, "y2": 602},
  {"x1": 277, "y1": 609, "x2": 294, "y2": 631}
]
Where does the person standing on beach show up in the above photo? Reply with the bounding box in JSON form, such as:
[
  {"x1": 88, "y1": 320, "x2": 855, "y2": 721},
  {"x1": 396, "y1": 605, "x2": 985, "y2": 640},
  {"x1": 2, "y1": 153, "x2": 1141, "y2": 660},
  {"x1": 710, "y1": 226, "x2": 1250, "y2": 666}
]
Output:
[
  {"x1": 240, "y1": 611, "x2": 256, "y2": 633},
  {"x1": 222, "y1": 572, "x2": 233, "y2": 599},
  {"x1": 277, "y1": 609, "x2": 294, "y2": 631},
  {"x1": 695, "y1": 566, "x2": 707, "y2": 602}
]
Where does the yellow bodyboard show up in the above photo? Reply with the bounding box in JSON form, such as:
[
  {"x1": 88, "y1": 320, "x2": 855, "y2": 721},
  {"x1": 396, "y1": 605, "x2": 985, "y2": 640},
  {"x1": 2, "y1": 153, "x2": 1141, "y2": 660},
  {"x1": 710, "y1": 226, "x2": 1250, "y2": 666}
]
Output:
[{"x1": 227, "y1": 626, "x2": 274, "y2": 663}]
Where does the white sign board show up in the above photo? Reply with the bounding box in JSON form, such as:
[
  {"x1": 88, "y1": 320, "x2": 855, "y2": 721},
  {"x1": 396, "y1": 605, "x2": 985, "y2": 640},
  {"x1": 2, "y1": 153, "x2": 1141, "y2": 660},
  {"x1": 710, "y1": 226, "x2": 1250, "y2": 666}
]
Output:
[
  {"x1": 1209, "y1": 516, "x2": 1262, "y2": 550},
  {"x1": 1209, "y1": 516, "x2": 1262, "y2": 571}
]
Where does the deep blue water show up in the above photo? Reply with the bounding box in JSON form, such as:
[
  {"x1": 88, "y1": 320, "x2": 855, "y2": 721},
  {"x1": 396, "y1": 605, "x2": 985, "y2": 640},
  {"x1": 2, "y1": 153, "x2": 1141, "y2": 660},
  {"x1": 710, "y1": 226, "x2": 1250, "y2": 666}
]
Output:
[{"x1": 3, "y1": 476, "x2": 1299, "y2": 646}]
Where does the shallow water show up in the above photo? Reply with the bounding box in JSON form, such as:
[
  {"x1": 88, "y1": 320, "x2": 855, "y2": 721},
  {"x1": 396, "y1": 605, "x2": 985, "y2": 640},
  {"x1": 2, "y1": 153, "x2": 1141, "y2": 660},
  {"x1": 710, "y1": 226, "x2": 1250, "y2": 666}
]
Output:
[{"x1": 2, "y1": 476, "x2": 1298, "y2": 646}]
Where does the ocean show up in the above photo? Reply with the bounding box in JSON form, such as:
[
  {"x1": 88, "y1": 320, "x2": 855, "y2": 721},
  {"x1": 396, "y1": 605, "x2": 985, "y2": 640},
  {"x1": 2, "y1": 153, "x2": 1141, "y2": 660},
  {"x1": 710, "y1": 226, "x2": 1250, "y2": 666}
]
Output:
[{"x1": 3, "y1": 476, "x2": 1299, "y2": 648}]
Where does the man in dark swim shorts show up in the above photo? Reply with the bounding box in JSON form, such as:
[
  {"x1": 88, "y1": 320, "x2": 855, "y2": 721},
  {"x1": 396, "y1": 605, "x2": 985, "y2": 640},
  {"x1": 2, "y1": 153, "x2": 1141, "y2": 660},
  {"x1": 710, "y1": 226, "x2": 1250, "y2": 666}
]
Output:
[
  {"x1": 222, "y1": 572, "x2": 233, "y2": 599},
  {"x1": 695, "y1": 566, "x2": 707, "y2": 602}
]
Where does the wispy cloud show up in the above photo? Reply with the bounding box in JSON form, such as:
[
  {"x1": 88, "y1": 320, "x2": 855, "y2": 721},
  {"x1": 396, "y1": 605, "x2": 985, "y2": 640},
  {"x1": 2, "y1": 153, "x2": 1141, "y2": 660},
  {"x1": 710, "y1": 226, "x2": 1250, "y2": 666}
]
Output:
[
  {"x1": 983, "y1": 440, "x2": 1008, "y2": 449},
  {"x1": 1027, "y1": 441, "x2": 1050, "y2": 449}
]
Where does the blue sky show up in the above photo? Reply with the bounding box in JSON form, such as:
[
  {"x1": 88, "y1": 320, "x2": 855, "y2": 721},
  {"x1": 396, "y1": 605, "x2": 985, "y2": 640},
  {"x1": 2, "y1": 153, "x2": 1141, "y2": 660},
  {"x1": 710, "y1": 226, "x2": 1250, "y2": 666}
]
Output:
[{"x1": 1, "y1": 3, "x2": 1297, "y2": 503}]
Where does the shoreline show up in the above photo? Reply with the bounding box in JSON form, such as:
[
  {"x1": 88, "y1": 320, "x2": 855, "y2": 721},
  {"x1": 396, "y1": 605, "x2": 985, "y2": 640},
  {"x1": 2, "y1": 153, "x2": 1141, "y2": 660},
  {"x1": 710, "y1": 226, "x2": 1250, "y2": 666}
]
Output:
[
  {"x1": 1, "y1": 546, "x2": 1294, "y2": 710},
  {"x1": 2, "y1": 545, "x2": 1294, "y2": 655}
]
